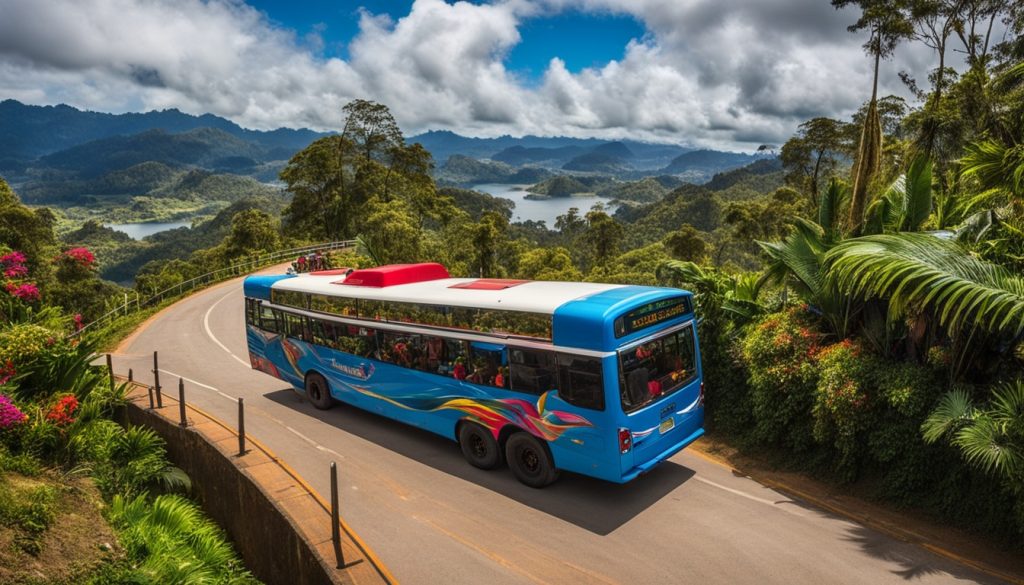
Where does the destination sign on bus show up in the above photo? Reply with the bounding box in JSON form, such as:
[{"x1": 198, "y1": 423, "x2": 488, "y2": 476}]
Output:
[{"x1": 614, "y1": 297, "x2": 692, "y2": 338}]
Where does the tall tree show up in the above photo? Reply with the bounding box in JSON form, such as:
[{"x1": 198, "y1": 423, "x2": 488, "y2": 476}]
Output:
[
  {"x1": 833, "y1": 0, "x2": 915, "y2": 233},
  {"x1": 579, "y1": 208, "x2": 624, "y2": 268},
  {"x1": 341, "y1": 99, "x2": 404, "y2": 162},
  {"x1": 908, "y1": 0, "x2": 962, "y2": 159},
  {"x1": 780, "y1": 117, "x2": 851, "y2": 207}
]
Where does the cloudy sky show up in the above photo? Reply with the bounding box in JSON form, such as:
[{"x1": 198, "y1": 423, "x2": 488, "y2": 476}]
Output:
[{"x1": 0, "y1": 0, "x2": 945, "y2": 150}]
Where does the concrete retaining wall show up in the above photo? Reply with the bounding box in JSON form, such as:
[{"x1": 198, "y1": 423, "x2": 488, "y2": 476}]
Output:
[{"x1": 118, "y1": 384, "x2": 390, "y2": 585}]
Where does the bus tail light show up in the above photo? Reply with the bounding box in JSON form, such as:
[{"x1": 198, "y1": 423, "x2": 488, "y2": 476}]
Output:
[
  {"x1": 699, "y1": 382, "x2": 705, "y2": 406},
  {"x1": 618, "y1": 428, "x2": 632, "y2": 454}
]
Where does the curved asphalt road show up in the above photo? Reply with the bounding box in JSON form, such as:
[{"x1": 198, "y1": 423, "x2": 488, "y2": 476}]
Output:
[{"x1": 113, "y1": 270, "x2": 1001, "y2": 585}]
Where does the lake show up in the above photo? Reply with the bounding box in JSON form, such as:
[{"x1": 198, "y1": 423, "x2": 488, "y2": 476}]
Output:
[
  {"x1": 471, "y1": 184, "x2": 615, "y2": 227},
  {"x1": 104, "y1": 220, "x2": 192, "y2": 240}
]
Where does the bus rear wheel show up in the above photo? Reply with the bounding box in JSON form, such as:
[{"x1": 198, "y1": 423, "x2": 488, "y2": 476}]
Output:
[
  {"x1": 459, "y1": 422, "x2": 503, "y2": 470},
  {"x1": 305, "y1": 372, "x2": 333, "y2": 410},
  {"x1": 505, "y1": 433, "x2": 558, "y2": 488}
]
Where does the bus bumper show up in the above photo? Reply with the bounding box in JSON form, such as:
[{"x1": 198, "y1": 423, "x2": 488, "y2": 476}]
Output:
[{"x1": 620, "y1": 427, "x2": 705, "y2": 483}]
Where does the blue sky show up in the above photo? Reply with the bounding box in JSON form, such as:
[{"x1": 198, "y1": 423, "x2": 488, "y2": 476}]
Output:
[{"x1": 248, "y1": 0, "x2": 647, "y2": 78}]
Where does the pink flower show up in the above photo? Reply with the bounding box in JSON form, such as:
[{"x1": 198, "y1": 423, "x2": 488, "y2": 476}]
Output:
[
  {"x1": 0, "y1": 251, "x2": 27, "y2": 266},
  {"x1": 6, "y1": 282, "x2": 40, "y2": 302},
  {"x1": 73, "y1": 313, "x2": 84, "y2": 331},
  {"x1": 0, "y1": 394, "x2": 28, "y2": 429},
  {"x1": 4, "y1": 264, "x2": 27, "y2": 278}
]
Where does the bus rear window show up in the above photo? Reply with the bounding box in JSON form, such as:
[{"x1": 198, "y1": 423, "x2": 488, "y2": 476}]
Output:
[{"x1": 619, "y1": 325, "x2": 697, "y2": 413}]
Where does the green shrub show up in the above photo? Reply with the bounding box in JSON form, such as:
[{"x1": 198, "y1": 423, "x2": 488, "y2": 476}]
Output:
[
  {"x1": 812, "y1": 340, "x2": 874, "y2": 478},
  {"x1": 741, "y1": 308, "x2": 821, "y2": 454}
]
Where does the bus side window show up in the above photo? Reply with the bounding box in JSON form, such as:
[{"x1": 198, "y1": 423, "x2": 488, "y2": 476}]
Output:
[
  {"x1": 556, "y1": 354, "x2": 605, "y2": 411},
  {"x1": 509, "y1": 348, "x2": 555, "y2": 395},
  {"x1": 310, "y1": 318, "x2": 338, "y2": 349},
  {"x1": 283, "y1": 313, "x2": 309, "y2": 342},
  {"x1": 469, "y1": 344, "x2": 507, "y2": 388},
  {"x1": 260, "y1": 306, "x2": 280, "y2": 334},
  {"x1": 379, "y1": 332, "x2": 420, "y2": 368}
]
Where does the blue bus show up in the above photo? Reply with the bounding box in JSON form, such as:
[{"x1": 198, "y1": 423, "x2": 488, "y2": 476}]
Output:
[{"x1": 243, "y1": 263, "x2": 704, "y2": 487}]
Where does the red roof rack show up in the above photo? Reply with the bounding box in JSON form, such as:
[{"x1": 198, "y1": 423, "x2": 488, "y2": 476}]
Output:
[
  {"x1": 338, "y1": 263, "x2": 450, "y2": 287},
  {"x1": 449, "y1": 279, "x2": 529, "y2": 291}
]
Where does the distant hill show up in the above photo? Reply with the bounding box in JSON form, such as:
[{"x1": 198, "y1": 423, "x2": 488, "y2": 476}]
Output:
[
  {"x1": 490, "y1": 145, "x2": 586, "y2": 166},
  {"x1": 38, "y1": 128, "x2": 267, "y2": 177},
  {"x1": 660, "y1": 149, "x2": 763, "y2": 180},
  {"x1": 562, "y1": 142, "x2": 635, "y2": 173},
  {"x1": 528, "y1": 175, "x2": 593, "y2": 197},
  {"x1": 0, "y1": 99, "x2": 324, "y2": 165},
  {"x1": 436, "y1": 155, "x2": 553, "y2": 186}
]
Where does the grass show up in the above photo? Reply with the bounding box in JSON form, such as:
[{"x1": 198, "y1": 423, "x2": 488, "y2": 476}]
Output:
[{"x1": 0, "y1": 462, "x2": 124, "y2": 584}]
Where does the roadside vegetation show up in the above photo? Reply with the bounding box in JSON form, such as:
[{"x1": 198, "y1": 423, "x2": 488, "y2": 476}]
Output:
[{"x1": 0, "y1": 206, "x2": 259, "y2": 581}]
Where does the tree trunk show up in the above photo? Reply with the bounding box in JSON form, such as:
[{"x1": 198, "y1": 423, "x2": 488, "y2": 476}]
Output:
[{"x1": 849, "y1": 41, "x2": 883, "y2": 235}]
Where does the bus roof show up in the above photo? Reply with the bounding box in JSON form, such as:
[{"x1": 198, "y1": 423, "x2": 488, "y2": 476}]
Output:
[{"x1": 270, "y1": 272, "x2": 624, "y2": 314}]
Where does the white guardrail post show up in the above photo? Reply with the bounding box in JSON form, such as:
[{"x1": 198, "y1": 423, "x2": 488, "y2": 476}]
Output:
[{"x1": 74, "y1": 240, "x2": 356, "y2": 336}]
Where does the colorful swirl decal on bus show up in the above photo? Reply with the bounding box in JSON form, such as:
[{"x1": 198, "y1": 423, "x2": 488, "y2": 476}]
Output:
[
  {"x1": 351, "y1": 386, "x2": 592, "y2": 441},
  {"x1": 261, "y1": 333, "x2": 592, "y2": 441}
]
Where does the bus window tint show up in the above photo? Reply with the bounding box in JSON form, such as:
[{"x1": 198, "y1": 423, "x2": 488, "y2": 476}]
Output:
[
  {"x1": 469, "y1": 344, "x2": 507, "y2": 388},
  {"x1": 509, "y1": 348, "x2": 556, "y2": 395},
  {"x1": 556, "y1": 354, "x2": 604, "y2": 411},
  {"x1": 619, "y1": 325, "x2": 697, "y2": 413}
]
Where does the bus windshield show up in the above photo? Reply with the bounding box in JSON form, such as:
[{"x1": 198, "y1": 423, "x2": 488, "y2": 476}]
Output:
[{"x1": 619, "y1": 324, "x2": 697, "y2": 413}]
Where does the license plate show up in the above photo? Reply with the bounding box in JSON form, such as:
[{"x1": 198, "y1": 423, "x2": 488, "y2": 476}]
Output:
[{"x1": 659, "y1": 417, "x2": 675, "y2": 434}]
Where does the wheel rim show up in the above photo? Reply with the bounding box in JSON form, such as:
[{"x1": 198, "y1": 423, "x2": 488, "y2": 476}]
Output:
[
  {"x1": 310, "y1": 380, "x2": 322, "y2": 401},
  {"x1": 519, "y1": 446, "x2": 541, "y2": 476},
  {"x1": 469, "y1": 433, "x2": 487, "y2": 459}
]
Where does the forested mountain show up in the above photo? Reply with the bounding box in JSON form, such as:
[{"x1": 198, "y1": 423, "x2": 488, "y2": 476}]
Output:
[
  {"x1": 659, "y1": 149, "x2": 765, "y2": 181},
  {"x1": 0, "y1": 99, "x2": 323, "y2": 165}
]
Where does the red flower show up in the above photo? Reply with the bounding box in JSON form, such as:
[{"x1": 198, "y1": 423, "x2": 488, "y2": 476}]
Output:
[
  {"x1": 45, "y1": 395, "x2": 79, "y2": 426},
  {"x1": 0, "y1": 360, "x2": 15, "y2": 385},
  {"x1": 63, "y1": 247, "x2": 96, "y2": 267},
  {"x1": 73, "y1": 313, "x2": 84, "y2": 331}
]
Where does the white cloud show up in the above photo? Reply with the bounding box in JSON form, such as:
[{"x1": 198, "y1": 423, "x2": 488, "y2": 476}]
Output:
[{"x1": 0, "y1": 0, "x2": 947, "y2": 150}]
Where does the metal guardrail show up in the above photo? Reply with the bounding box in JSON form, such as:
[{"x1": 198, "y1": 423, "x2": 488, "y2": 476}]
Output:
[{"x1": 77, "y1": 240, "x2": 356, "y2": 336}]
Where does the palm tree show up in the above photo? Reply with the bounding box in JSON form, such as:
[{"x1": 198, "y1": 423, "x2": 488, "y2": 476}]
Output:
[
  {"x1": 824, "y1": 232, "x2": 1024, "y2": 378},
  {"x1": 656, "y1": 261, "x2": 764, "y2": 330},
  {"x1": 922, "y1": 380, "x2": 1024, "y2": 484},
  {"x1": 863, "y1": 155, "x2": 934, "y2": 233},
  {"x1": 757, "y1": 179, "x2": 854, "y2": 336}
]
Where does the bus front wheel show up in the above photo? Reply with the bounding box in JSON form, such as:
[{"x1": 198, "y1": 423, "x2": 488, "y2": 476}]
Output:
[
  {"x1": 458, "y1": 422, "x2": 504, "y2": 470},
  {"x1": 505, "y1": 433, "x2": 558, "y2": 488},
  {"x1": 305, "y1": 372, "x2": 333, "y2": 410}
]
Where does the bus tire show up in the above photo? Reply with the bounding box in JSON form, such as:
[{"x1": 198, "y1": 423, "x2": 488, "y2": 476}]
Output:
[
  {"x1": 458, "y1": 422, "x2": 503, "y2": 470},
  {"x1": 505, "y1": 433, "x2": 559, "y2": 488},
  {"x1": 305, "y1": 372, "x2": 333, "y2": 410}
]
